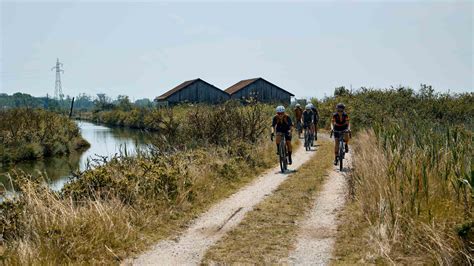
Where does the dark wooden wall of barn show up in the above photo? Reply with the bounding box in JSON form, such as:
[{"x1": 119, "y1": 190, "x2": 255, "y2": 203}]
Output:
[
  {"x1": 230, "y1": 79, "x2": 291, "y2": 104},
  {"x1": 166, "y1": 80, "x2": 230, "y2": 104}
]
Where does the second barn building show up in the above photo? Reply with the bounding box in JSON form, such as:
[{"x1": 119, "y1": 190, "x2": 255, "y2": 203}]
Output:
[
  {"x1": 225, "y1": 77, "x2": 294, "y2": 104},
  {"x1": 155, "y1": 78, "x2": 229, "y2": 106}
]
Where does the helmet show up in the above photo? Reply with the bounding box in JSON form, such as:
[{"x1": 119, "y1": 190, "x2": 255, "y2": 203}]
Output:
[
  {"x1": 309, "y1": 103, "x2": 314, "y2": 108},
  {"x1": 295, "y1": 103, "x2": 301, "y2": 108},
  {"x1": 276, "y1": 105, "x2": 285, "y2": 113},
  {"x1": 305, "y1": 104, "x2": 311, "y2": 110},
  {"x1": 336, "y1": 103, "x2": 345, "y2": 110}
]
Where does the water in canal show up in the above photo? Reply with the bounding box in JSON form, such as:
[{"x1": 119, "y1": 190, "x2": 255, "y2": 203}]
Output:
[{"x1": 0, "y1": 120, "x2": 152, "y2": 192}]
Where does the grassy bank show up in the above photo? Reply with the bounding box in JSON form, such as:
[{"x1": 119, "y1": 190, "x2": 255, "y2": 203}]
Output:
[
  {"x1": 203, "y1": 140, "x2": 333, "y2": 263},
  {"x1": 0, "y1": 108, "x2": 89, "y2": 165},
  {"x1": 0, "y1": 103, "x2": 284, "y2": 264}
]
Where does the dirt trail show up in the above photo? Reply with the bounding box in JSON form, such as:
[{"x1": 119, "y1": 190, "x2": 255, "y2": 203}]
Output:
[
  {"x1": 287, "y1": 152, "x2": 352, "y2": 265},
  {"x1": 130, "y1": 142, "x2": 319, "y2": 265}
]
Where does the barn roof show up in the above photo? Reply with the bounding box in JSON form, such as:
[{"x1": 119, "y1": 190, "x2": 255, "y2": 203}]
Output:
[
  {"x1": 156, "y1": 78, "x2": 225, "y2": 101},
  {"x1": 225, "y1": 77, "x2": 294, "y2": 96}
]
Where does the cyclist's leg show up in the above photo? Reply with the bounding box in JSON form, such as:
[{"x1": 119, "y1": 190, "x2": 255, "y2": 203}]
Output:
[
  {"x1": 314, "y1": 121, "x2": 318, "y2": 140},
  {"x1": 298, "y1": 120, "x2": 302, "y2": 137},
  {"x1": 334, "y1": 132, "x2": 340, "y2": 164},
  {"x1": 286, "y1": 133, "x2": 293, "y2": 153},
  {"x1": 286, "y1": 132, "x2": 293, "y2": 164},
  {"x1": 275, "y1": 133, "x2": 281, "y2": 154},
  {"x1": 300, "y1": 120, "x2": 304, "y2": 137},
  {"x1": 303, "y1": 125, "x2": 307, "y2": 143},
  {"x1": 344, "y1": 132, "x2": 350, "y2": 152}
]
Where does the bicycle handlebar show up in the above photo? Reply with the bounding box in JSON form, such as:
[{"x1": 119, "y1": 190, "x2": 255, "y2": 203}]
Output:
[{"x1": 331, "y1": 129, "x2": 351, "y2": 138}]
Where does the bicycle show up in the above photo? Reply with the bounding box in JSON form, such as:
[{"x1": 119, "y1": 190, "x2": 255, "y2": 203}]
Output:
[
  {"x1": 276, "y1": 132, "x2": 288, "y2": 173},
  {"x1": 313, "y1": 122, "x2": 318, "y2": 144},
  {"x1": 331, "y1": 129, "x2": 349, "y2": 171},
  {"x1": 303, "y1": 125, "x2": 312, "y2": 151},
  {"x1": 296, "y1": 120, "x2": 303, "y2": 139}
]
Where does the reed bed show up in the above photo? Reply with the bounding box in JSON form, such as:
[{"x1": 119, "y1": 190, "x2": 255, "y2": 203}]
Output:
[{"x1": 344, "y1": 121, "x2": 473, "y2": 264}]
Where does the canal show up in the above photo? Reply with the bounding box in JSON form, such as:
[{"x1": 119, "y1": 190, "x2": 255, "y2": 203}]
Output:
[{"x1": 0, "y1": 120, "x2": 151, "y2": 192}]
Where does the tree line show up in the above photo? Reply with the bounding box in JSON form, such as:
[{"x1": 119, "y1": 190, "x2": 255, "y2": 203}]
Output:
[{"x1": 0, "y1": 92, "x2": 155, "y2": 112}]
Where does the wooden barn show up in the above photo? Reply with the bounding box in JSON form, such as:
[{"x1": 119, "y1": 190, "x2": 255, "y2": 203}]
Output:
[
  {"x1": 225, "y1": 77, "x2": 294, "y2": 104},
  {"x1": 155, "y1": 78, "x2": 229, "y2": 106}
]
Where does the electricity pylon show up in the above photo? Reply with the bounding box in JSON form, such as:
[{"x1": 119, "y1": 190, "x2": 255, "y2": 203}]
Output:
[{"x1": 51, "y1": 58, "x2": 64, "y2": 100}]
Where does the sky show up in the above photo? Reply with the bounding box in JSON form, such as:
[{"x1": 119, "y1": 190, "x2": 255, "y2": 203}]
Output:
[{"x1": 1, "y1": 0, "x2": 472, "y2": 101}]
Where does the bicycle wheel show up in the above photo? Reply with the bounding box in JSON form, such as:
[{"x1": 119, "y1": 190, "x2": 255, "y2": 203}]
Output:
[
  {"x1": 339, "y1": 141, "x2": 344, "y2": 171},
  {"x1": 339, "y1": 154, "x2": 343, "y2": 171},
  {"x1": 283, "y1": 137, "x2": 288, "y2": 171},
  {"x1": 304, "y1": 130, "x2": 309, "y2": 151},
  {"x1": 279, "y1": 142, "x2": 285, "y2": 172}
]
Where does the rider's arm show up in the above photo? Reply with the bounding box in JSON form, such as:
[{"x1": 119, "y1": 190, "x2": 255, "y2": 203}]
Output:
[
  {"x1": 331, "y1": 116, "x2": 335, "y2": 131},
  {"x1": 346, "y1": 114, "x2": 350, "y2": 131},
  {"x1": 271, "y1": 117, "x2": 277, "y2": 134}
]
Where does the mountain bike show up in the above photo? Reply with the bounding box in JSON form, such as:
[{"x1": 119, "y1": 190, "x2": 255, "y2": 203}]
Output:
[
  {"x1": 304, "y1": 126, "x2": 311, "y2": 151},
  {"x1": 276, "y1": 132, "x2": 288, "y2": 173},
  {"x1": 313, "y1": 122, "x2": 318, "y2": 145},
  {"x1": 296, "y1": 120, "x2": 302, "y2": 138},
  {"x1": 332, "y1": 129, "x2": 349, "y2": 171}
]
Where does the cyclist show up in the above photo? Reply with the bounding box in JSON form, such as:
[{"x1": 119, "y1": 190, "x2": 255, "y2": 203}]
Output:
[
  {"x1": 271, "y1": 105, "x2": 293, "y2": 165},
  {"x1": 294, "y1": 103, "x2": 303, "y2": 138},
  {"x1": 310, "y1": 103, "x2": 320, "y2": 141},
  {"x1": 302, "y1": 104, "x2": 314, "y2": 141},
  {"x1": 330, "y1": 103, "x2": 351, "y2": 165}
]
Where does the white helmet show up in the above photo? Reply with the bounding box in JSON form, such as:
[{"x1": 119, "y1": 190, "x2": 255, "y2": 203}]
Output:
[
  {"x1": 276, "y1": 105, "x2": 285, "y2": 113},
  {"x1": 309, "y1": 103, "x2": 314, "y2": 108},
  {"x1": 305, "y1": 104, "x2": 312, "y2": 110},
  {"x1": 295, "y1": 103, "x2": 301, "y2": 108}
]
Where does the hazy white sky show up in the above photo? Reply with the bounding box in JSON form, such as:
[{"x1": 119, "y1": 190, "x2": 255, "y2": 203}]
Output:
[{"x1": 1, "y1": 1, "x2": 472, "y2": 100}]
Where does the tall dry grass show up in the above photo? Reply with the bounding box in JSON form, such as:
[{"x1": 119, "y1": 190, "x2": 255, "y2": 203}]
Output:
[
  {"x1": 2, "y1": 179, "x2": 142, "y2": 264},
  {"x1": 350, "y1": 125, "x2": 473, "y2": 264}
]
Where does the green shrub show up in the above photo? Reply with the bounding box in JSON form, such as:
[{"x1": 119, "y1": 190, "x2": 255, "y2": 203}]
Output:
[
  {"x1": 0, "y1": 108, "x2": 89, "y2": 164},
  {"x1": 316, "y1": 87, "x2": 473, "y2": 131},
  {"x1": 92, "y1": 101, "x2": 273, "y2": 147}
]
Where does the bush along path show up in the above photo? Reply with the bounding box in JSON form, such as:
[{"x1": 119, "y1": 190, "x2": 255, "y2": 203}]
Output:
[{"x1": 129, "y1": 139, "x2": 320, "y2": 265}]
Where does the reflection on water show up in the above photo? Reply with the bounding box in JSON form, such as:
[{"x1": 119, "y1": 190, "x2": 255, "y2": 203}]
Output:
[{"x1": 0, "y1": 120, "x2": 152, "y2": 192}]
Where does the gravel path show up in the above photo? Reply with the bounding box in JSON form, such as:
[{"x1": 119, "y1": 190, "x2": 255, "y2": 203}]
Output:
[
  {"x1": 130, "y1": 142, "x2": 319, "y2": 265},
  {"x1": 287, "y1": 151, "x2": 352, "y2": 265}
]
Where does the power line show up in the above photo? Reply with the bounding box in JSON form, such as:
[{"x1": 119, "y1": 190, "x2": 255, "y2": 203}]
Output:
[{"x1": 51, "y1": 58, "x2": 64, "y2": 100}]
